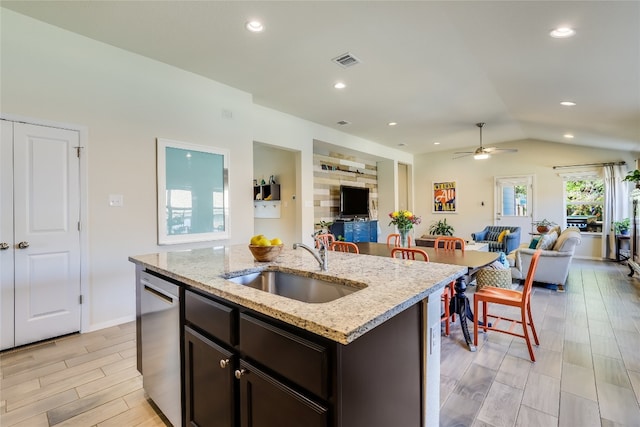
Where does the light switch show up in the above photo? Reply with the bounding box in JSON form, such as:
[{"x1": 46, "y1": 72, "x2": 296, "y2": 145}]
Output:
[{"x1": 109, "y1": 194, "x2": 124, "y2": 207}]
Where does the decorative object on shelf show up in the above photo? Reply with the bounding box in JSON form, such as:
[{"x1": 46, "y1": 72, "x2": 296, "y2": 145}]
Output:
[
  {"x1": 433, "y1": 181, "x2": 457, "y2": 213},
  {"x1": 269, "y1": 175, "x2": 276, "y2": 184},
  {"x1": 389, "y1": 210, "x2": 421, "y2": 247},
  {"x1": 532, "y1": 219, "x2": 556, "y2": 233},
  {"x1": 613, "y1": 218, "x2": 630, "y2": 235},
  {"x1": 428, "y1": 218, "x2": 455, "y2": 236}
]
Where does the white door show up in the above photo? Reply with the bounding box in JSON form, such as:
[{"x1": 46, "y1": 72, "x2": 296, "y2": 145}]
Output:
[
  {"x1": 1, "y1": 120, "x2": 81, "y2": 348},
  {"x1": 0, "y1": 121, "x2": 15, "y2": 349},
  {"x1": 494, "y1": 175, "x2": 534, "y2": 245}
]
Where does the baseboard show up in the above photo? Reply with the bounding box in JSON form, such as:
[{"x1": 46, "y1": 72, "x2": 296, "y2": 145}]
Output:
[{"x1": 84, "y1": 315, "x2": 136, "y2": 333}]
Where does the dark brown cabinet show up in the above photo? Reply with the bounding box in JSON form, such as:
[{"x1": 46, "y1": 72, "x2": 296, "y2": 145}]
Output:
[
  {"x1": 184, "y1": 326, "x2": 236, "y2": 427},
  {"x1": 135, "y1": 274, "x2": 427, "y2": 427},
  {"x1": 237, "y1": 359, "x2": 328, "y2": 427}
]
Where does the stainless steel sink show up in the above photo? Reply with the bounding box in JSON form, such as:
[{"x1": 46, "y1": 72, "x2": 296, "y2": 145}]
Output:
[{"x1": 226, "y1": 270, "x2": 363, "y2": 303}]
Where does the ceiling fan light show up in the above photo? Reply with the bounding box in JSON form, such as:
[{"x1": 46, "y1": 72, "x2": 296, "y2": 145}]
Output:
[{"x1": 474, "y1": 153, "x2": 489, "y2": 160}]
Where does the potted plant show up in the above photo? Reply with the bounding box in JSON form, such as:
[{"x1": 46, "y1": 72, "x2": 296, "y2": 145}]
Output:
[
  {"x1": 532, "y1": 219, "x2": 556, "y2": 233},
  {"x1": 314, "y1": 220, "x2": 333, "y2": 234},
  {"x1": 428, "y1": 218, "x2": 454, "y2": 236},
  {"x1": 623, "y1": 169, "x2": 640, "y2": 187},
  {"x1": 613, "y1": 218, "x2": 630, "y2": 235}
]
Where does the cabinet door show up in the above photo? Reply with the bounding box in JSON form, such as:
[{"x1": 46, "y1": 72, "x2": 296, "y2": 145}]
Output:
[
  {"x1": 369, "y1": 220, "x2": 378, "y2": 242},
  {"x1": 238, "y1": 360, "x2": 328, "y2": 427},
  {"x1": 185, "y1": 326, "x2": 236, "y2": 427},
  {"x1": 352, "y1": 223, "x2": 369, "y2": 242}
]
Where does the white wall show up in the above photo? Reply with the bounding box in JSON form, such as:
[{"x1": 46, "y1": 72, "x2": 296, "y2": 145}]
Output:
[
  {"x1": 1, "y1": 9, "x2": 411, "y2": 331},
  {"x1": 414, "y1": 139, "x2": 638, "y2": 258}
]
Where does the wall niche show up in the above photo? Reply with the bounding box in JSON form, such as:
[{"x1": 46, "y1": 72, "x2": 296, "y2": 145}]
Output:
[{"x1": 313, "y1": 152, "x2": 378, "y2": 226}]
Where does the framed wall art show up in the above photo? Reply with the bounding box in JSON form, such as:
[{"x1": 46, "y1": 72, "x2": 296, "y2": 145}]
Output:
[
  {"x1": 157, "y1": 138, "x2": 229, "y2": 244},
  {"x1": 433, "y1": 181, "x2": 457, "y2": 213}
]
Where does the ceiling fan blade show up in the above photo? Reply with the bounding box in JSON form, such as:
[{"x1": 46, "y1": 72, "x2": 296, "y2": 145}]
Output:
[
  {"x1": 452, "y1": 152, "x2": 473, "y2": 159},
  {"x1": 484, "y1": 147, "x2": 518, "y2": 154}
]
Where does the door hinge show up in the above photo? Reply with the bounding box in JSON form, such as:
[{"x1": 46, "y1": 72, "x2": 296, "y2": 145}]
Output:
[
  {"x1": 79, "y1": 295, "x2": 83, "y2": 304},
  {"x1": 78, "y1": 221, "x2": 81, "y2": 231},
  {"x1": 75, "y1": 146, "x2": 83, "y2": 158}
]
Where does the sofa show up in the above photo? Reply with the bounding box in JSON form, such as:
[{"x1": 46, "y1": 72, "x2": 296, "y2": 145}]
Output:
[
  {"x1": 507, "y1": 226, "x2": 582, "y2": 291},
  {"x1": 471, "y1": 225, "x2": 521, "y2": 253}
]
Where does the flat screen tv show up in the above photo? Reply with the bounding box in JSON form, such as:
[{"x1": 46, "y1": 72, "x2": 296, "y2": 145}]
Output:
[{"x1": 340, "y1": 185, "x2": 369, "y2": 219}]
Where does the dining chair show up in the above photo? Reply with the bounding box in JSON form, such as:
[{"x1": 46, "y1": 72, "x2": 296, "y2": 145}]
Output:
[
  {"x1": 433, "y1": 236, "x2": 465, "y2": 334},
  {"x1": 330, "y1": 241, "x2": 360, "y2": 254},
  {"x1": 315, "y1": 233, "x2": 336, "y2": 249},
  {"x1": 434, "y1": 236, "x2": 466, "y2": 252},
  {"x1": 386, "y1": 233, "x2": 412, "y2": 248},
  {"x1": 390, "y1": 247, "x2": 429, "y2": 261},
  {"x1": 473, "y1": 249, "x2": 542, "y2": 361}
]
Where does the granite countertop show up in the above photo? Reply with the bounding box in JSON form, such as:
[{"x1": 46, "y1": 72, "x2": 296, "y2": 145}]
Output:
[{"x1": 129, "y1": 244, "x2": 466, "y2": 345}]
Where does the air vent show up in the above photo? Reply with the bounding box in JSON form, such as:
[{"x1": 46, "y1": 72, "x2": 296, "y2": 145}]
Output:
[
  {"x1": 332, "y1": 52, "x2": 361, "y2": 68},
  {"x1": 337, "y1": 120, "x2": 351, "y2": 126}
]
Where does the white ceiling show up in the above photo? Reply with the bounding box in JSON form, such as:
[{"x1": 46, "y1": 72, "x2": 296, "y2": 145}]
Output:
[{"x1": 3, "y1": 0, "x2": 639, "y2": 155}]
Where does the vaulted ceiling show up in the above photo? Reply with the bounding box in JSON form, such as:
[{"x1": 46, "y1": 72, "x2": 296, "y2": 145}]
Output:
[{"x1": 3, "y1": 1, "x2": 639, "y2": 154}]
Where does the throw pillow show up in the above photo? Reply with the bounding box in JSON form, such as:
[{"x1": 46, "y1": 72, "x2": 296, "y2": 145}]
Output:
[
  {"x1": 537, "y1": 231, "x2": 558, "y2": 250},
  {"x1": 487, "y1": 231, "x2": 502, "y2": 241},
  {"x1": 529, "y1": 237, "x2": 540, "y2": 249},
  {"x1": 498, "y1": 230, "x2": 510, "y2": 243}
]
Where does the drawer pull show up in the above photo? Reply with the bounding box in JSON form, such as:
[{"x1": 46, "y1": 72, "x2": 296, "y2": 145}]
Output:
[
  {"x1": 234, "y1": 369, "x2": 247, "y2": 379},
  {"x1": 219, "y1": 359, "x2": 230, "y2": 369}
]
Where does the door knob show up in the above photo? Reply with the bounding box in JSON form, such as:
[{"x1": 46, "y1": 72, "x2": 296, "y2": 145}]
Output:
[
  {"x1": 234, "y1": 369, "x2": 247, "y2": 379},
  {"x1": 219, "y1": 359, "x2": 230, "y2": 369},
  {"x1": 17, "y1": 241, "x2": 29, "y2": 249},
  {"x1": 0, "y1": 243, "x2": 9, "y2": 250}
]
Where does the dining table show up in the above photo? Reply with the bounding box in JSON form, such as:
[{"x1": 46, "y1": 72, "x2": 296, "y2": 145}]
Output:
[{"x1": 355, "y1": 242, "x2": 500, "y2": 351}]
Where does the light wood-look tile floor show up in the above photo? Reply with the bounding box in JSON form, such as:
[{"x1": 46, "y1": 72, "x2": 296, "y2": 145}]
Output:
[
  {"x1": 1, "y1": 259, "x2": 639, "y2": 426},
  {"x1": 441, "y1": 258, "x2": 640, "y2": 427}
]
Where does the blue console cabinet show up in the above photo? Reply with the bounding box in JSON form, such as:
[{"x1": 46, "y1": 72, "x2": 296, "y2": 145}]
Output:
[{"x1": 330, "y1": 220, "x2": 378, "y2": 243}]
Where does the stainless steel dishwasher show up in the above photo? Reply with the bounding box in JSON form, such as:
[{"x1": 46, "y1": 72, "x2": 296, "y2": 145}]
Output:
[{"x1": 140, "y1": 271, "x2": 181, "y2": 427}]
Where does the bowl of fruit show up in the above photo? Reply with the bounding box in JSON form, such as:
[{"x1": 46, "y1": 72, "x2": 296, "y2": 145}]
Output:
[{"x1": 248, "y1": 235, "x2": 284, "y2": 262}]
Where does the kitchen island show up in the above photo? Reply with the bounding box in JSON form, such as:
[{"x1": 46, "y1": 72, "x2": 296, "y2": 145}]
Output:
[{"x1": 130, "y1": 245, "x2": 466, "y2": 427}]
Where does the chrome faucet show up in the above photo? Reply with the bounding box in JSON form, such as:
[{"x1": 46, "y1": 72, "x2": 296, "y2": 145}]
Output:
[{"x1": 293, "y1": 235, "x2": 328, "y2": 271}]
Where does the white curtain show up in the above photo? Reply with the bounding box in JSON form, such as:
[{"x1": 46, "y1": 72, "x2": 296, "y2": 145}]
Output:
[{"x1": 603, "y1": 164, "x2": 630, "y2": 259}]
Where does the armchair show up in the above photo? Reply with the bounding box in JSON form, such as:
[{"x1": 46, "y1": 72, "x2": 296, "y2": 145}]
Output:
[
  {"x1": 509, "y1": 227, "x2": 581, "y2": 292},
  {"x1": 471, "y1": 226, "x2": 521, "y2": 253}
]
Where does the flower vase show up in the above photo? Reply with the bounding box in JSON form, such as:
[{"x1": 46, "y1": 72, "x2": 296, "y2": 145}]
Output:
[{"x1": 399, "y1": 228, "x2": 410, "y2": 247}]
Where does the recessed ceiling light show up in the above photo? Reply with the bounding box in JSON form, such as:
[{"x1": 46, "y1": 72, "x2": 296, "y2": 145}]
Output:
[
  {"x1": 388, "y1": 122, "x2": 397, "y2": 126},
  {"x1": 560, "y1": 101, "x2": 576, "y2": 106},
  {"x1": 397, "y1": 143, "x2": 406, "y2": 147},
  {"x1": 334, "y1": 82, "x2": 346, "y2": 89},
  {"x1": 433, "y1": 142, "x2": 441, "y2": 145},
  {"x1": 564, "y1": 133, "x2": 574, "y2": 139},
  {"x1": 245, "y1": 20, "x2": 264, "y2": 32},
  {"x1": 550, "y1": 27, "x2": 575, "y2": 38},
  {"x1": 337, "y1": 120, "x2": 350, "y2": 126}
]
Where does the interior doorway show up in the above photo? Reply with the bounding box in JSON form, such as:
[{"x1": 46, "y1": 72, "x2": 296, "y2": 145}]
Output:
[
  {"x1": 1, "y1": 119, "x2": 82, "y2": 350},
  {"x1": 494, "y1": 175, "x2": 534, "y2": 245}
]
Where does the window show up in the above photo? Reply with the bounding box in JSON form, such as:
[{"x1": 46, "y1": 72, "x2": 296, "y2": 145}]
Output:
[{"x1": 564, "y1": 174, "x2": 604, "y2": 233}]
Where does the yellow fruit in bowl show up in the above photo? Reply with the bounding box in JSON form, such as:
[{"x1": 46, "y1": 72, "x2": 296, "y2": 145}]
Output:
[
  {"x1": 270, "y1": 238, "x2": 283, "y2": 246},
  {"x1": 256, "y1": 237, "x2": 272, "y2": 247},
  {"x1": 250, "y1": 234, "x2": 264, "y2": 245}
]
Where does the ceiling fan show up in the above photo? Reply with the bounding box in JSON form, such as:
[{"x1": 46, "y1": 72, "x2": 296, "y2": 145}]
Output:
[{"x1": 454, "y1": 122, "x2": 518, "y2": 159}]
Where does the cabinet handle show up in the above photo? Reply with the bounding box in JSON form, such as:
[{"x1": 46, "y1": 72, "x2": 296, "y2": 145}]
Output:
[
  {"x1": 17, "y1": 241, "x2": 29, "y2": 249},
  {"x1": 219, "y1": 359, "x2": 230, "y2": 369},
  {"x1": 234, "y1": 369, "x2": 246, "y2": 379},
  {"x1": 0, "y1": 243, "x2": 9, "y2": 250}
]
